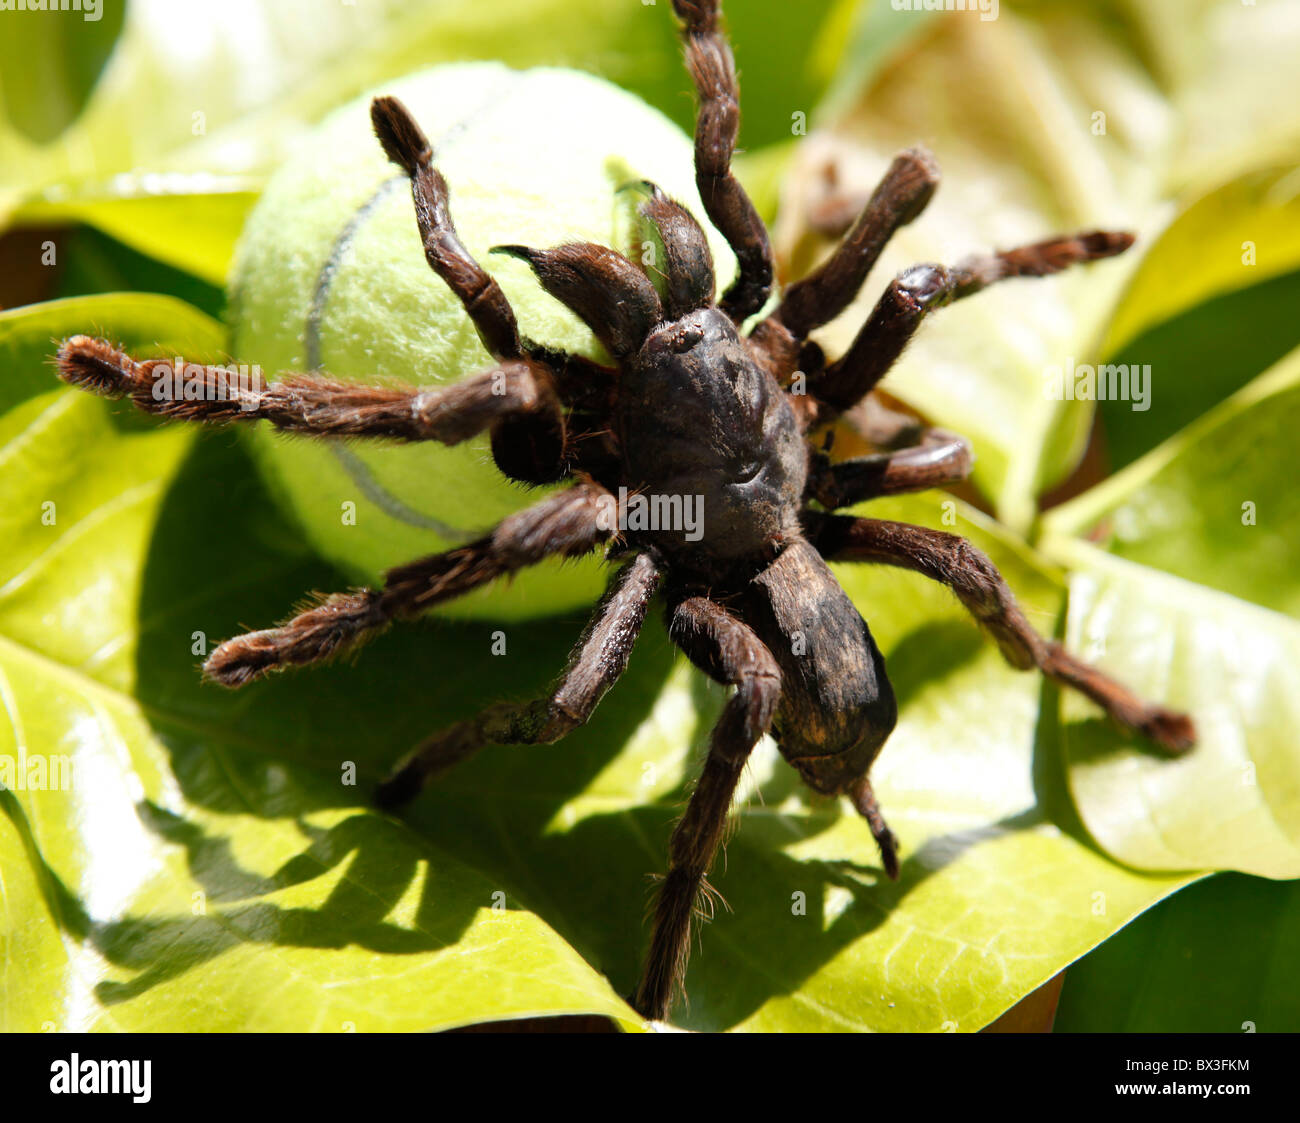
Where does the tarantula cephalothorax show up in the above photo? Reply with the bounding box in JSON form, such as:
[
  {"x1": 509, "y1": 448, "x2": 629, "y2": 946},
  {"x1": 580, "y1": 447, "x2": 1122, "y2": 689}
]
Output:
[{"x1": 56, "y1": 0, "x2": 1195, "y2": 1022}]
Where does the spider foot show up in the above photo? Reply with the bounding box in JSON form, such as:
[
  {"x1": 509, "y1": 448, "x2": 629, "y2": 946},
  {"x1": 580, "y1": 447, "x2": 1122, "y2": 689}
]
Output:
[
  {"x1": 370, "y1": 95, "x2": 430, "y2": 175},
  {"x1": 202, "y1": 591, "x2": 383, "y2": 688},
  {"x1": 848, "y1": 776, "x2": 901, "y2": 881},
  {"x1": 56, "y1": 336, "x2": 141, "y2": 397},
  {"x1": 1134, "y1": 706, "x2": 1197, "y2": 756}
]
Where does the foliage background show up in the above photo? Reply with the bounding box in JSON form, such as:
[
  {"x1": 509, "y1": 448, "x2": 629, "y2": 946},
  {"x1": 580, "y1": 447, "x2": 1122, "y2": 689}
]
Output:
[{"x1": 1, "y1": 0, "x2": 1298, "y2": 1031}]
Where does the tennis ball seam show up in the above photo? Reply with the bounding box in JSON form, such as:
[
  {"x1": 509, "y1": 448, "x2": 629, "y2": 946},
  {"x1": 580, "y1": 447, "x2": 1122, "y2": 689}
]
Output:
[{"x1": 229, "y1": 62, "x2": 736, "y2": 619}]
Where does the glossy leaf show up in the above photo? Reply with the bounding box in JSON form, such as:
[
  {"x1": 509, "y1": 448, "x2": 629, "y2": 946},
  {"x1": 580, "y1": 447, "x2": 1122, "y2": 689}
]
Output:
[
  {"x1": 0, "y1": 295, "x2": 642, "y2": 1032},
  {"x1": 1101, "y1": 168, "x2": 1300, "y2": 358},
  {"x1": 1055, "y1": 872, "x2": 1300, "y2": 1033},
  {"x1": 0, "y1": 297, "x2": 1202, "y2": 1031},
  {"x1": 16, "y1": 191, "x2": 258, "y2": 288},
  {"x1": 1042, "y1": 345, "x2": 1300, "y2": 618},
  {"x1": 1051, "y1": 541, "x2": 1300, "y2": 878},
  {"x1": 1094, "y1": 268, "x2": 1300, "y2": 472}
]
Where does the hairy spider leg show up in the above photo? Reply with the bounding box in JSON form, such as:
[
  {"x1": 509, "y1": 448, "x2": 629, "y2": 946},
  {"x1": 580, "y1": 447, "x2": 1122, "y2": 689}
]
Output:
[
  {"x1": 673, "y1": 0, "x2": 774, "y2": 322},
  {"x1": 806, "y1": 513, "x2": 1195, "y2": 754},
  {"x1": 636, "y1": 593, "x2": 782, "y2": 1021},
  {"x1": 374, "y1": 552, "x2": 661, "y2": 808},
  {"x1": 204, "y1": 484, "x2": 616, "y2": 686}
]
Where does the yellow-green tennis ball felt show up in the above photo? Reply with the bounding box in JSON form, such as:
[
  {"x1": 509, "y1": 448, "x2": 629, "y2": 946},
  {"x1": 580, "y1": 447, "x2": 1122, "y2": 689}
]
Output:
[{"x1": 228, "y1": 62, "x2": 736, "y2": 621}]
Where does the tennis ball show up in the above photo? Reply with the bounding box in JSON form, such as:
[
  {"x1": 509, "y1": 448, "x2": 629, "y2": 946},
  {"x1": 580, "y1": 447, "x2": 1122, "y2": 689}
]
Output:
[{"x1": 228, "y1": 62, "x2": 736, "y2": 620}]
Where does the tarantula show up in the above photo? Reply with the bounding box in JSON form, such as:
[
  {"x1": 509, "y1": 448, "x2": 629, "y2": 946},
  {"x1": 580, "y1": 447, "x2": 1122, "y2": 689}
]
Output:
[{"x1": 56, "y1": 0, "x2": 1194, "y2": 1023}]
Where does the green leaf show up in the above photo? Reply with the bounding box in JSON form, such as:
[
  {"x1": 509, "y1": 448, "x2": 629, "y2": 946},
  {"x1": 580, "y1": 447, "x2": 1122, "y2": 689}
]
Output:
[
  {"x1": 1101, "y1": 168, "x2": 1300, "y2": 358},
  {"x1": 1095, "y1": 269, "x2": 1300, "y2": 472},
  {"x1": 1049, "y1": 541, "x2": 1300, "y2": 879},
  {"x1": 49, "y1": 226, "x2": 226, "y2": 321},
  {"x1": 1055, "y1": 872, "x2": 1300, "y2": 1032},
  {"x1": 0, "y1": 292, "x2": 229, "y2": 412},
  {"x1": 1042, "y1": 345, "x2": 1300, "y2": 617},
  {"x1": 0, "y1": 296, "x2": 642, "y2": 1032},
  {"x1": 0, "y1": 0, "x2": 125, "y2": 145},
  {"x1": 17, "y1": 191, "x2": 258, "y2": 288}
]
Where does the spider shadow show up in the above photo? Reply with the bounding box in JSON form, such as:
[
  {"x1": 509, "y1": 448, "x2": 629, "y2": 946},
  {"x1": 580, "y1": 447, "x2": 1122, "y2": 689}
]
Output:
[
  {"x1": 104, "y1": 432, "x2": 875, "y2": 1024},
  {"x1": 37, "y1": 432, "x2": 1126, "y2": 1027},
  {"x1": 61, "y1": 430, "x2": 682, "y2": 1012},
  {"x1": 1, "y1": 787, "x2": 476, "y2": 1009}
]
